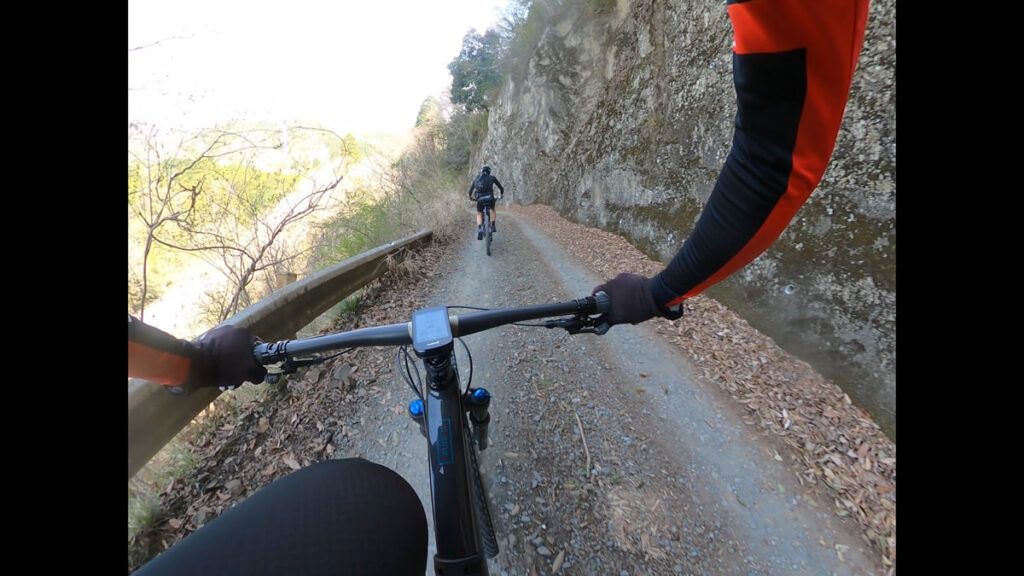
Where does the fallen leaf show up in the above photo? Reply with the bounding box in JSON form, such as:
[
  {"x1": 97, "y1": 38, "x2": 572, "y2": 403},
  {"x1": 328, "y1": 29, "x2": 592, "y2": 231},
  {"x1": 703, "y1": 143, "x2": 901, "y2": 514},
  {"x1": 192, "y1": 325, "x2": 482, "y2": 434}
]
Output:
[
  {"x1": 835, "y1": 543, "x2": 849, "y2": 562},
  {"x1": 283, "y1": 456, "x2": 301, "y2": 470},
  {"x1": 857, "y1": 441, "x2": 871, "y2": 459},
  {"x1": 552, "y1": 550, "x2": 565, "y2": 573}
]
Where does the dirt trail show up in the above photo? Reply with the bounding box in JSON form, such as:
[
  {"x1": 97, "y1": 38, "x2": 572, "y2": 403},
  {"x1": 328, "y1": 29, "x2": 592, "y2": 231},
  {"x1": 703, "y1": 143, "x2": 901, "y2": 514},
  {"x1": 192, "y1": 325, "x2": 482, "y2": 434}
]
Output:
[
  {"x1": 337, "y1": 209, "x2": 884, "y2": 575},
  {"x1": 132, "y1": 205, "x2": 894, "y2": 576}
]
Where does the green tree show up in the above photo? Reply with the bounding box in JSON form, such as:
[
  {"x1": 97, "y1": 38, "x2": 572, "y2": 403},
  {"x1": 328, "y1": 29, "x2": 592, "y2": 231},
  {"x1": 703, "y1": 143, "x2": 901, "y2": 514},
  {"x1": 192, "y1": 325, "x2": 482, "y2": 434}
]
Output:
[
  {"x1": 441, "y1": 107, "x2": 488, "y2": 172},
  {"x1": 448, "y1": 29, "x2": 504, "y2": 112},
  {"x1": 416, "y1": 96, "x2": 444, "y2": 129}
]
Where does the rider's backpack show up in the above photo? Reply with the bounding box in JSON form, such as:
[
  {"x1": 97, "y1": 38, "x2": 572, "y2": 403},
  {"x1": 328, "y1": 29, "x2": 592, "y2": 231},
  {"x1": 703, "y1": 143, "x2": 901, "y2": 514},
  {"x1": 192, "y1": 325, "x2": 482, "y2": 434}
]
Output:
[{"x1": 473, "y1": 173, "x2": 495, "y2": 197}]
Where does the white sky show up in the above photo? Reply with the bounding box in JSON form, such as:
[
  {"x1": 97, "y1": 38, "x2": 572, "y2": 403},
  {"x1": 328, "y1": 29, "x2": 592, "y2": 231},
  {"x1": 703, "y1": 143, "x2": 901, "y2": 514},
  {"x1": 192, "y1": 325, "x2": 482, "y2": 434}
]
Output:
[{"x1": 128, "y1": 0, "x2": 510, "y2": 134}]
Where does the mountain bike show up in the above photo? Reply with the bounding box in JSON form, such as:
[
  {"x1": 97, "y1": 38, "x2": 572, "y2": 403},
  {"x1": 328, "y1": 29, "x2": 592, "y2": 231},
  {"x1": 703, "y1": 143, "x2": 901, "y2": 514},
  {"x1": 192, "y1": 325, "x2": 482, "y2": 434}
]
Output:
[
  {"x1": 253, "y1": 292, "x2": 611, "y2": 576},
  {"x1": 473, "y1": 194, "x2": 500, "y2": 256},
  {"x1": 483, "y1": 203, "x2": 494, "y2": 256}
]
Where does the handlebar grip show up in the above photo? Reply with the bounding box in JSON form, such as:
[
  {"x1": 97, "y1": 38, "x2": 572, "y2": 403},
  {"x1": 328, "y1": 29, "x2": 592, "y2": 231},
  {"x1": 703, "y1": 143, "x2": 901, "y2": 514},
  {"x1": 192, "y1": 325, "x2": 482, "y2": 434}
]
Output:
[
  {"x1": 591, "y1": 290, "x2": 611, "y2": 335},
  {"x1": 252, "y1": 342, "x2": 267, "y2": 365}
]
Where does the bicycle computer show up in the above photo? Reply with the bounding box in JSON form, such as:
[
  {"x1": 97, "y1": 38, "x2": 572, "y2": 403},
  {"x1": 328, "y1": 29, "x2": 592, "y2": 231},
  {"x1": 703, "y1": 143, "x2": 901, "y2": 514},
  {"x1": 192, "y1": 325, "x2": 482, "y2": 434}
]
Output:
[{"x1": 412, "y1": 306, "x2": 453, "y2": 354}]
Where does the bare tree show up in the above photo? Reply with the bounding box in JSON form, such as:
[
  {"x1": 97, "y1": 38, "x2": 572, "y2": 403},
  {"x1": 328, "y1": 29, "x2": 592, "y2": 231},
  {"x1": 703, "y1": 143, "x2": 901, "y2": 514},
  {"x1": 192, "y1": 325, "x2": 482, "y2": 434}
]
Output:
[
  {"x1": 128, "y1": 123, "x2": 351, "y2": 324},
  {"x1": 175, "y1": 170, "x2": 343, "y2": 321},
  {"x1": 128, "y1": 123, "x2": 251, "y2": 319}
]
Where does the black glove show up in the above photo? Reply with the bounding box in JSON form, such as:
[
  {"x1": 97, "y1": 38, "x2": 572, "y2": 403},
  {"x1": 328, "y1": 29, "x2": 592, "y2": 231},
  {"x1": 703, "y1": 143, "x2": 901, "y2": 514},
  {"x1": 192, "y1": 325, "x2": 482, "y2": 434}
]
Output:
[
  {"x1": 194, "y1": 325, "x2": 267, "y2": 391},
  {"x1": 592, "y1": 273, "x2": 683, "y2": 327}
]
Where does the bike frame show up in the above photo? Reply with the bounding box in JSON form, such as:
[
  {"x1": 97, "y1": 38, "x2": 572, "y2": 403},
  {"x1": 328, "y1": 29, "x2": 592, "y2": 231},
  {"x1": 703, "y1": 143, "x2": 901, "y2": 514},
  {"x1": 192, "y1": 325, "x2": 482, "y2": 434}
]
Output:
[
  {"x1": 253, "y1": 295, "x2": 610, "y2": 576},
  {"x1": 418, "y1": 342, "x2": 489, "y2": 574}
]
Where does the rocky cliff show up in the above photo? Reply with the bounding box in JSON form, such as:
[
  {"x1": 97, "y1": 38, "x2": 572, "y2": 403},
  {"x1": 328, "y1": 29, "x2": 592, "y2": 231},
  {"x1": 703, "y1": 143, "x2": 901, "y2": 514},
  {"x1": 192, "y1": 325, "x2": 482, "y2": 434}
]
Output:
[{"x1": 474, "y1": 0, "x2": 896, "y2": 439}]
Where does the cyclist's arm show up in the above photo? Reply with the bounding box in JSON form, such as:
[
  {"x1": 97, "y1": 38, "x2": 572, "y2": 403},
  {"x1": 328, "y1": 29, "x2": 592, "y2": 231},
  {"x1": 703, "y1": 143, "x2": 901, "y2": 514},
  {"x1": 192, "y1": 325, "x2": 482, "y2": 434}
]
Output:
[
  {"x1": 128, "y1": 316, "x2": 267, "y2": 391},
  {"x1": 494, "y1": 178, "x2": 504, "y2": 196},
  {"x1": 128, "y1": 315, "x2": 201, "y2": 387},
  {"x1": 647, "y1": 0, "x2": 870, "y2": 309}
]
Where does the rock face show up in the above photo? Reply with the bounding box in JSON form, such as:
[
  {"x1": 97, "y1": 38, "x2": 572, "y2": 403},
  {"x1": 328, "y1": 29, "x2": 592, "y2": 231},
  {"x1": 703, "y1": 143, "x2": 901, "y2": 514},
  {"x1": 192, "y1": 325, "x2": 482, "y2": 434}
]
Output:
[{"x1": 475, "y1": 0, "x2": 895, "y2": 439}]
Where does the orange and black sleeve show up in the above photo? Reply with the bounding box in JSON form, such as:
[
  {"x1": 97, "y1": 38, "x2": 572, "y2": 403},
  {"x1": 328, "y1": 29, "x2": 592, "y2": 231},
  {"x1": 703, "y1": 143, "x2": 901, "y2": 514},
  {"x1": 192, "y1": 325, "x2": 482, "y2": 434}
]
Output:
[
  {"x1": 128, "y1": 315, "x2": 201, "y2": 387},
  {"x1": 648, "y1": 0, "x2": 871, "y2": 308}
]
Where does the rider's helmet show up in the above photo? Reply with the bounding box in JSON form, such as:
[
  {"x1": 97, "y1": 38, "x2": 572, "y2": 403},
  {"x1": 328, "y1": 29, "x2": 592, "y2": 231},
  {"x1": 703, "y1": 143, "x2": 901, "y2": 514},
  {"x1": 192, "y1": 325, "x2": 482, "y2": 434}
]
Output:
[{"x1": 482, "y1": 165, "x2": 491, "y2": 174}]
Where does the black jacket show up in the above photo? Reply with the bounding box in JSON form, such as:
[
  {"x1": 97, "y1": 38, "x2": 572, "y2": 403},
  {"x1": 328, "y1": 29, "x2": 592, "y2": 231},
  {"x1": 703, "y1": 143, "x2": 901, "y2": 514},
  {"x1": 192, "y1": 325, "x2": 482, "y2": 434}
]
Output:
[{"x1": 468, "y1": 173, "x2": 504, "y2": 199}]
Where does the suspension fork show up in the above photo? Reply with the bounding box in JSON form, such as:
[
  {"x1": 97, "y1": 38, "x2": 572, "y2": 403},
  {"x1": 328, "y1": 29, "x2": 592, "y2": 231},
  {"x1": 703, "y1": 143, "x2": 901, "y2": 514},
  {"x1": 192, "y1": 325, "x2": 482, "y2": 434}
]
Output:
[{"x1": 418, "y1": 343, "x2": 489, "y2": 575}]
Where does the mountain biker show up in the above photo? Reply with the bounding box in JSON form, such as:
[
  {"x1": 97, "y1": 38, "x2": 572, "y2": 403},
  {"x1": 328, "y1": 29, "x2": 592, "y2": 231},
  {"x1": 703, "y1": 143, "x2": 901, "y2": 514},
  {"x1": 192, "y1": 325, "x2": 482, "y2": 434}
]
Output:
[
  {"x1": 129, "y1": 316, "x2": 429, "y2": 575},
  {"x1": 595, "y1": 0, "x2": 871, "y2": 330},
  {"x1": 468, "y1": 165, "x2": 504, "y2": 240},
  {"x1": 130, "y1": 0, "x2": 872, "y2": 573}
]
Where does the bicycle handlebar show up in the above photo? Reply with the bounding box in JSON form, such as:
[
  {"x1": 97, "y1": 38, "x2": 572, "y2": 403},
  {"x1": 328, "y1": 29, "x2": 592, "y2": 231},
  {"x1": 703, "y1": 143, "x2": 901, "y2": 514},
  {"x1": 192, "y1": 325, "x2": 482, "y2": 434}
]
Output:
[{"x1": 254, "y1": 292, "x2": 610, "y2": 365}]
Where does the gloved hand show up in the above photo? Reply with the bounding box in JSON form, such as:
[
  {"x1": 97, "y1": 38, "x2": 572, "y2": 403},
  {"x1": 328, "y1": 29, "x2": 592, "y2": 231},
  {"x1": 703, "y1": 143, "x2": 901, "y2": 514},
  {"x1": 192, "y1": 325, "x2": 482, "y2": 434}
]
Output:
[
  {"x1": 592, "y1": 273, "x2": 683, "y2": 327},
  {"x1": 195, "y1": 325, "x2": 267, "y2": 391}
]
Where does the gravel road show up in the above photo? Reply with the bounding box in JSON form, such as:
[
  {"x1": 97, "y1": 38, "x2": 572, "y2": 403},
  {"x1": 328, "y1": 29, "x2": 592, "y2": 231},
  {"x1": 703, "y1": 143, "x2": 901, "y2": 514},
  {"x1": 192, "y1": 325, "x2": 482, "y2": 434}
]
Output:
[{"x1": 341, "y1": 209, "x2": 884, "y2": 575}]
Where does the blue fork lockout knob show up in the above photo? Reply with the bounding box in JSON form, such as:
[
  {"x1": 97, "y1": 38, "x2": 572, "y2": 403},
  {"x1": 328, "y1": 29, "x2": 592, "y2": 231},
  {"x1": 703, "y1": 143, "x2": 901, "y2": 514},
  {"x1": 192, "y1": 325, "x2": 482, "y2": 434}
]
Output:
[
  {"x1": 471, "y1": 388, "x2": 491, "y2": 404},
  {"x1": 408, "y1": 398, "x2": 426, "y2": 438}
]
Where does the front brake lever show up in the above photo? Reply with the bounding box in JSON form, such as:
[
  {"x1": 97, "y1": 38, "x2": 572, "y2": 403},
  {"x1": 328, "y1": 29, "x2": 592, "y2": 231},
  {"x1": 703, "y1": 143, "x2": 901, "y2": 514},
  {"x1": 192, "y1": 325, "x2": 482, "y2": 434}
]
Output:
[
  {"x1": 264, "y1": 357, "x2": 324, "y2": 384},
  {"x1": 545, "y1": 316, "x2": 610, "y2": 336},
  {"x1": 565, "y1": 323, "x2": 610, "y2": 336},
  {"x1": 544, "y1": 317, "x2": 584, "y2": 330}
]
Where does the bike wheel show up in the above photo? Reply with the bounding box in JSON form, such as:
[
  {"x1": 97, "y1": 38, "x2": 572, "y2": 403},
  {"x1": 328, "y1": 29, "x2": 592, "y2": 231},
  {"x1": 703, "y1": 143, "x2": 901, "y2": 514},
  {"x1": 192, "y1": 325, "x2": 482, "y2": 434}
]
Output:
[
  {"x1": 485, "y1": 209, "x2": 492, "y2": 256},
  {"x1": 466, "y1": 424, "x2": 499, "y2": 558}
]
